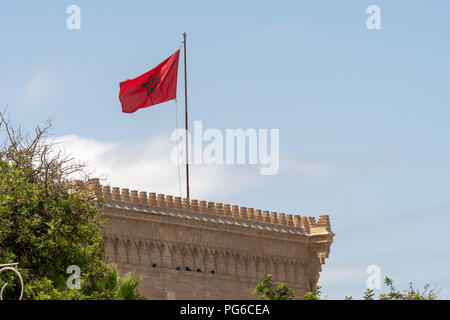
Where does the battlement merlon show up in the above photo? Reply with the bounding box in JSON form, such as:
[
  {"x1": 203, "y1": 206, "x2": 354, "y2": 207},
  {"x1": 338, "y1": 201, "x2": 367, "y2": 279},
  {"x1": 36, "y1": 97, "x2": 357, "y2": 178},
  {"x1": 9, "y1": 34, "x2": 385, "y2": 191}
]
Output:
[{"x1": 87, "y1": 178, "x2": 334, "y2": 240}]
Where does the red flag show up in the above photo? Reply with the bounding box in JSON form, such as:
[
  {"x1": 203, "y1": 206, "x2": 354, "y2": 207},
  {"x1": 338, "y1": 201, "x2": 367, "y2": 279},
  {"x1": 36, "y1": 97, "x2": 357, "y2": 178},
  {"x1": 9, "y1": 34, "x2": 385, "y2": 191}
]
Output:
[{"x1": 119, "y1": 50, "x2": 180, "y2": 113}]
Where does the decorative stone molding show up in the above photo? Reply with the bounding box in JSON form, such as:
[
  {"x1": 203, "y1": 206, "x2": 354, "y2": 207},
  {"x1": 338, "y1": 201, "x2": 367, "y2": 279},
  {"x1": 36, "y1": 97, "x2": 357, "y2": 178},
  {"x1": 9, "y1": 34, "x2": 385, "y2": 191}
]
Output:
[
  {"x1": 102, "y1": 236, "x2": 327, "y2": 284},
  {"x1": 134, "y1": 240, "x2": 143, "y2": 265}
]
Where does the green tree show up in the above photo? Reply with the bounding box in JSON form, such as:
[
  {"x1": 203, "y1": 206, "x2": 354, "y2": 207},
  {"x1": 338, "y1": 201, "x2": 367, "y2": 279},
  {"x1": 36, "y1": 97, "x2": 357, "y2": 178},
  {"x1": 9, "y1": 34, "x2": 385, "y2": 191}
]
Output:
[
  {"x1": 253, "y1": 274, "x2": 294, "y2": 300},
  {"x1": 304, "y1": 285, "x2": 321, "y2": 300},
  {"x1": 256, "y1": 273, "x2": 440, "y2": 301},
  {"x1": 363, "y1": 288, "x2": 375, "y2": 300},
  {"x1": 378, "y1": 276, "x2": 439, "y2": 300},
  {"x1": 304, "y1": 276, "x2": 440, "y2": 300},
  {"x1": 102, "y1": 264, "x2": 146, "y2": 300},
  {"x1": 0, "y1": 112, "x2": 144, "y2": 300}
]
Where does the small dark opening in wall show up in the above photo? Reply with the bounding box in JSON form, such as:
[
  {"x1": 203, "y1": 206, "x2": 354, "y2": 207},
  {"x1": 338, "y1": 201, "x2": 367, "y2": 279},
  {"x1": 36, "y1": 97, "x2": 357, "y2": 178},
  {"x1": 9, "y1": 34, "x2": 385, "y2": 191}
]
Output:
[
  {"x1": 152, "y1": 263, "x2": 157, "y2": 268},
  {"x1": 211, "y1": 270, "x2": 215, "y2": 274},
  {"x1": 175, "y1": 266, "x2": 181, "y2": 270},
  {"x1": 185, "y1": 266, "x2": 191, "y2": 271},
  {"x1": 197, "y1": 269, "x2": 201, "y2": 272}
]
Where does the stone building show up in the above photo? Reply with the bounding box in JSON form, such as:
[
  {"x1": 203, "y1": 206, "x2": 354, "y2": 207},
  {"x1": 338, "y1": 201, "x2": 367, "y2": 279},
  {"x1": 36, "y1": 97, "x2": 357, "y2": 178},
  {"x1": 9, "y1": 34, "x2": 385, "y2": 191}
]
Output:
[{"x1": 89, "y1": 180, "x2": 334, "y2": 299}]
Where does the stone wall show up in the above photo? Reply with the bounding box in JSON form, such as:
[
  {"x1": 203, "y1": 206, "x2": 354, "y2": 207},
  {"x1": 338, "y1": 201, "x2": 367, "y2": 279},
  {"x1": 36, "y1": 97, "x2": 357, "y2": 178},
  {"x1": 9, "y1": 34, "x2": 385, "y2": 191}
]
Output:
[{"x1": 89, "y1": 180, "x2": 334, "y2": 299}]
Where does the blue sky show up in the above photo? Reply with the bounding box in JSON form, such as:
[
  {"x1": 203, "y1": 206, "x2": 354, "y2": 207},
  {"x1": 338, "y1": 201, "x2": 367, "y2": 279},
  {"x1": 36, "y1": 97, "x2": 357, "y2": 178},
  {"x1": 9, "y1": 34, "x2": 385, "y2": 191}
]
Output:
[{"x1": 1, "y1": 0, "x2": 450, "y2": 299}]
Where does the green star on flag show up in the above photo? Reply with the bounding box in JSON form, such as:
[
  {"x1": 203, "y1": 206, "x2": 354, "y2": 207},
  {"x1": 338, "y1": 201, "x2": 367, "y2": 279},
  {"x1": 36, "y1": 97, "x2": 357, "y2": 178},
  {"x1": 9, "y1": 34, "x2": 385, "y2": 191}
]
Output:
[{"x1": 142, "y1": 73, "x2": 160, "y2": 96}]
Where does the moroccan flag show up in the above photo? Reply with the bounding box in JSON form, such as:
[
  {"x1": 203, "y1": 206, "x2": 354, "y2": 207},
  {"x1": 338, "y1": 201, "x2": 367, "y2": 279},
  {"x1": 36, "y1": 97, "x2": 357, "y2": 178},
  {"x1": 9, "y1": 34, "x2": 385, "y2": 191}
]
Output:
[{"x1": 119, "y1": 50, "x2": 180, "y2": 113}]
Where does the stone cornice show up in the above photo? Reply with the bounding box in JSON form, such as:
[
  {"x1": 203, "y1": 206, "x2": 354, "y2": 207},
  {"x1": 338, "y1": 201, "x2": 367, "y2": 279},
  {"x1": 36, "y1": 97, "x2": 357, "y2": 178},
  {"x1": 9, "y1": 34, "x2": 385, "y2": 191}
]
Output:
[
  {"x1": 103, "y1": 203, "x2": 334, "y2": 246},
  {"x1": 87, "y1": 179, "x2": 334, "y2": 247}
]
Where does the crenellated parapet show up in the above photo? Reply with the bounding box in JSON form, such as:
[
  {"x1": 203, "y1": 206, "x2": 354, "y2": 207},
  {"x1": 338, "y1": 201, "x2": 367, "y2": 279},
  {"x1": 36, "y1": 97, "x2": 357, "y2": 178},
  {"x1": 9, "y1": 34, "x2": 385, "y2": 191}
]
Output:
[{"x1": 88, "y1": 179, "x2": 333, "y2": 237}]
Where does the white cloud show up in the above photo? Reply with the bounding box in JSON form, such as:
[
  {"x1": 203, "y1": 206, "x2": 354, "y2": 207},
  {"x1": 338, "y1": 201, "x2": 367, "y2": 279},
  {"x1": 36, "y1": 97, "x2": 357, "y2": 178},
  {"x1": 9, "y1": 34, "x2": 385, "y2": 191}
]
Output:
[
  {"x1": 23, "y1": 67, "x2": 52, "y2": 106},
  {"x1": 47, "y1": 134, "x2": 401, "y2": 201},
  {"x1": 50, "y1": 134, "x2": 259, "y2": 200}
]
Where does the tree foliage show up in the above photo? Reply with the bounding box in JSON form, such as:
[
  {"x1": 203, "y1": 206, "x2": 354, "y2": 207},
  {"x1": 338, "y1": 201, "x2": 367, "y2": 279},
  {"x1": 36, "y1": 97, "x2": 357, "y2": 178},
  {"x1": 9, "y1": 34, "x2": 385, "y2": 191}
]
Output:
[
  {"x1": 300, "y1": 276, "x2": 440, "y2": 300},
  {"x1": 377, "y1": 276, "x2": 440, "y2": 300},
  {"x1": 254, "y1": 274, "x2": 440, "y2": 300},
  {"x1": 253, "y1": 274, "x2": 294, "y2": 300},
  {"x1": 303, "y1": 285, "x2": 321, "y2": 300},
  {"x1": 0, "y1": 111, "x2": 144, "y2": 299}
]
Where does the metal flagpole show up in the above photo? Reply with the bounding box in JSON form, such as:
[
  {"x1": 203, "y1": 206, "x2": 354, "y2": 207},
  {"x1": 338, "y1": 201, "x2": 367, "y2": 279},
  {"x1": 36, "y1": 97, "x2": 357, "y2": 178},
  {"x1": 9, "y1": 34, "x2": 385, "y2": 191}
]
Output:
[{"x1": 183, "y1": 32, "x2": 190, "y2": 199}]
